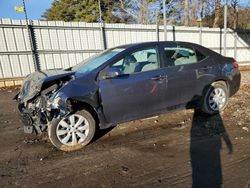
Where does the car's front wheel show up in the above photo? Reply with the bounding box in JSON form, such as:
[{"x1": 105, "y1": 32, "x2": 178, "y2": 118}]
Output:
[
  {"x1": 201, "y1": 81, "x2": 229, "y2": 115},
  {"x1": 48, "y1": 110, "x2": 96, "y2": 151}
]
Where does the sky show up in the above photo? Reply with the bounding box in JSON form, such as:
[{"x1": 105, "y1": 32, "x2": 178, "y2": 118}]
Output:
[
  {"x1": 0, "y1": 0, "x2": 249, "y2": 20},
  {"x1": 239, "y1": 0, "x2": 250, "y2": 6},
  {"x1": 0, "y1": 0, "x2": 53, "y2": 20}
]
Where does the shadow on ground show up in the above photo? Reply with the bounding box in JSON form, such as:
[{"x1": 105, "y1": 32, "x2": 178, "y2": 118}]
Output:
[{"x1": 190, "y1": 110, "x2": 233, "y2": 188}]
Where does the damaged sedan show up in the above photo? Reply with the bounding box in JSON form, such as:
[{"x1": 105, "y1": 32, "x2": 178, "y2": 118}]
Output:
[{"x1": 14, "y1": 41, "x2": 241, "y2": 151}]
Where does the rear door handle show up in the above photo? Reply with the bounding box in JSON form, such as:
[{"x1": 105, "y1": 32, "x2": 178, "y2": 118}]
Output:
[
  {"x1": 151, "y1": 75, "x2": 166, "y2": 81},
  {"x1": 201, "y1": 66, "x2": 210, "y2": 71}
]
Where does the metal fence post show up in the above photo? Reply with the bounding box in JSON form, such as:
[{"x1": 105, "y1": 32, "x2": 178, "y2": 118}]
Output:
[
  {"x1": 156, "y1": 22, "x2": 159, "y2": 41},
  {"x1": 234, "y1": 31, "x2": 237, "y2": 59},
  {"x1": 23, "y1": 0, "x2": 39, "y2": 71},
  {"x1": 163, "y1": 0, "x2": 167, "y2": 41},
  {"x1": 155, "y1": 2, "x2": 159, "y2": 42},
  {"x1": 219, "y1": 28, "x2": 222, "y2": 54},
  {"x1": 100, "y1": 23, "x2": 107, "y2": 50},
  {"x1": 223, "y1": 0, "x2": 228, "y2": 56},
  {"x1": 27, "y1": 20, "x2": 40, "y2": 71},
  {"x1": 98, "y1": 0, "x2": 106, "y2": 50},
  {"x1": 172, "y1": 26, "x2": 176, "y2": 41},
  {"x1": 199, "y1": 23, "x2": 202, "y2": 45}
]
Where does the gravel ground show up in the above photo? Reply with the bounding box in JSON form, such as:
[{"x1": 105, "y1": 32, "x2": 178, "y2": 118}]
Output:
[{"x1": 0, "y1": 71, "x2": 249, "y2": 188}]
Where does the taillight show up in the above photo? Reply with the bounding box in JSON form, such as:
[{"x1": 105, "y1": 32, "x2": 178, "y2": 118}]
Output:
[{"x1": 232, "y1": 59, "x2": 239, "y2": 68}]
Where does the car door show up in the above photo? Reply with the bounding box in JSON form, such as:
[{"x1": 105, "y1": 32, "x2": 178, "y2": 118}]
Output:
[
  {"x1": 99, "y1": 46, "x2": 168, "y2": 124},
  {"x1": 160, "y1": 43, "x2": 208, "y2": 108}
]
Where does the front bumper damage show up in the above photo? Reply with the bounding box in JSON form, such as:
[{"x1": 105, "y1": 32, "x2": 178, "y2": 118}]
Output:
[
  {"x1": 16, "y1": 96, "x2": 72, "y2": 135},
  {"x1": 17, "y1": 108, "x2": 47, "y2": 134},
  {"x1": 14, "y1": 70, "x2": 75, "y2": 135}
]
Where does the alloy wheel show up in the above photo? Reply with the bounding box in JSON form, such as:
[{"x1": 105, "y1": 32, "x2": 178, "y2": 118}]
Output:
[
  {"x1": 208, "y1": 87, "x2": 226, "y2": 111},
  {"x1": 56, "y1": 114, "x2": 90, "y2": 146}
]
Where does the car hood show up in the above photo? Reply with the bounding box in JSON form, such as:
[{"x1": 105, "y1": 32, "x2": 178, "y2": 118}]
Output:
[{"x1": 18, "y1": 69, "x2": 75, "y2": 103}]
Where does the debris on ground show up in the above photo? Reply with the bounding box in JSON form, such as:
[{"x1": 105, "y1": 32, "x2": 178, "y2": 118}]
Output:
[
  {"x1": 121, "y1": 166, "x2": 129, "y2": 173},
  {"x1": 172, "y1": 121, "x2": 189, "y2": 130},
  {"x1": 242, "y1": 127, "x2": 249, "y2": 132},
  {"x1": 23, "y1": 139, "x2": 39, "y2": 144}
]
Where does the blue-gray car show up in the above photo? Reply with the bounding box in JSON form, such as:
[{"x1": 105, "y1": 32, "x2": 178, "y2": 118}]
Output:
[{"x1": 14, "y1": 41, "x2": 241, "y2": 151}]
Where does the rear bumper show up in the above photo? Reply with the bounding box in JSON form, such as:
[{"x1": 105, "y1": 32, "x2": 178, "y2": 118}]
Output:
[{"x1": 229, "y1": 70, "x2": 241, "y2": 97}]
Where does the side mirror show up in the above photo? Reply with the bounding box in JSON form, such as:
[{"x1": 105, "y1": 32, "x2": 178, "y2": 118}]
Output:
[{"x1": 104, "y1": 68, "x2": 122, "y2": 79}]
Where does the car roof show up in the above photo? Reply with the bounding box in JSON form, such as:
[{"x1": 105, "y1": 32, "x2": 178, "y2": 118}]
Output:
[
  {"x1": 114, "y1": 41, "x2": 215, "y2": 56},
  {"x1": 115, "y1": 41, "x2": 203, "y2": 49},
  {"x1": 115, "y1": 41, "x2": 174, "y2": 49}
]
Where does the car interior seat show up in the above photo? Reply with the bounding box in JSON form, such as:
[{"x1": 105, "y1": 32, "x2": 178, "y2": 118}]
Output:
[
  {"x1": 174, "y1": 50, "x2": 197, "y2": 66},
  {"x1": 123, "y1": 55, "x2": 138, "y2": 74},
  {"x1": 141, "y1": 54, "x2": 158, "y2": 72}
]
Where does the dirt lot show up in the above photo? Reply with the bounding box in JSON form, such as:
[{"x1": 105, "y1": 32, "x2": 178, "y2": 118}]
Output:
[{"x1": 0, "y1": 71, "x2": 250, "y2": 188}]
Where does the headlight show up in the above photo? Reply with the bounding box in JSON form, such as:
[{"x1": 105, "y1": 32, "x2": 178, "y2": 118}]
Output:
[
  {"x1": 50, "y1": 92, "x2": 69, "y2": 109},
  {"x1": 51, "y1": 96, "x2": 63, "y2": 108}
]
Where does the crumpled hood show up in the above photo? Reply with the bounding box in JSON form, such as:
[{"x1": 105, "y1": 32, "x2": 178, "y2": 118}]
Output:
[{"x1": 18, "y1": 69, "x2": 75, "y2": 103}]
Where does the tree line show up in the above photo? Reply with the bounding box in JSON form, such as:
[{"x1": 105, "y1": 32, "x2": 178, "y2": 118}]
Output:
[{"x1": 42, "y1": 0, "x2": 250, "y2": 30}]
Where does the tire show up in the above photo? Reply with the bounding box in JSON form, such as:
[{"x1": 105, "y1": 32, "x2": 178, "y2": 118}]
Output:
[
  {"x1": 48, "y1": 110, "x2": 96, "y2": 151},
  {"x1": 201, "y1": 81, "x2": 229, "y2": 115}
]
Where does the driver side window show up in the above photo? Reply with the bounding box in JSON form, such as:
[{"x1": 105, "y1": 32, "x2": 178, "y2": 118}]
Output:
[{"x1": 111, "y1": 48, "x2": 159, "y2": 74}]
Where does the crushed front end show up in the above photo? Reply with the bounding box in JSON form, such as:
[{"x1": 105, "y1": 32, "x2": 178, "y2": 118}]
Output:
[{"x1": 14, "y1": 70, "x2": 75, "y2": 135}]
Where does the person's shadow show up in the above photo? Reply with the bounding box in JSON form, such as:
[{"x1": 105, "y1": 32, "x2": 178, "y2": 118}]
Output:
[{"x1": 190, "y1": 110, "x2": 233, "y2": 188}]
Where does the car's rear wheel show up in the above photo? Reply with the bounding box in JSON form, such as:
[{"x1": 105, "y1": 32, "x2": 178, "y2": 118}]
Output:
[
  {"x1": 48, "y1": 110, "x2": 96, "y2": 151},
  {"x1": 201, "y1": 81, "x2": 229, "y2": 115}
]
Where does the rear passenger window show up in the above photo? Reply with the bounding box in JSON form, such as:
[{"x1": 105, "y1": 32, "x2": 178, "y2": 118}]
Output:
[{"x1": 164, "y1": 46, "x2": 199, "y2": 66}]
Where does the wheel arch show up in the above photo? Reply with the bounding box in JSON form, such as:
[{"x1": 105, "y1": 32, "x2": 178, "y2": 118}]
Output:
[
  {"x1": 212, "y1": 78, "x2": 228, "y2": 85},
  {"x1": 200, "y1": 75, "x2": 230, "y2": 94},
  {"x1": 210, "y1": 78, "x2": 230, "y2": 94},
  {"x1": 69, "y1": 99, "x2": 100, "y2": 128},
  {"x1": 201, "y1": 79, "x2": 229, "y2": 102},
  {"x1": 200, "y1": 78, "x2": 229, "y2": 115}
]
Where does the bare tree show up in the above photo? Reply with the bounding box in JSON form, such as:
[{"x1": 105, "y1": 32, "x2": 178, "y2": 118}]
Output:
[
  {"x1": 119, "y1": 0, "x2": 125, "y2": 8},
  {"x1": 231, "y1": 0, "x2": 239, "y2": 30},
  {"x1": 213, "y1": 0, "x2": 221, "y2": 27},
  {"x1": 113, "y1": 0, "x2": 140, "y2": 23},
  {"x1": 184, "y1": 0, "x2": 189, "y2": 26},
  {"x1": 139, "y1": 0, "x2": 156, "y2": 24},
  {"x1": 114, "y1": 0, "x2": 155, "y2": 24},
  {"x1": 198, "y1": 0, "x2": 205, "y2": 18},
  {"x1": 189, "y1": 0, "x2": 195, "y2": 25},
  {"x1": 139, "y1": 1, "x2": 148, "y2": 24}
]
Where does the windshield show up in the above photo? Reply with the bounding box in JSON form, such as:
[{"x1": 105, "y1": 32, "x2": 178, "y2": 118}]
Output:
[{"x1": 72, "y1": 48, "x2": 125, "y2": 75}]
